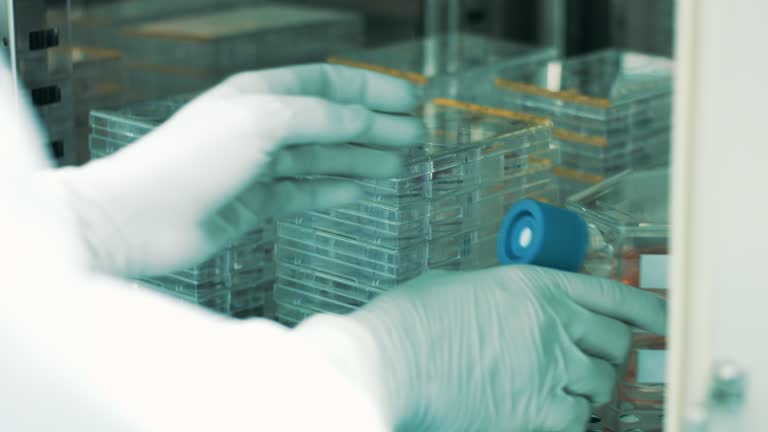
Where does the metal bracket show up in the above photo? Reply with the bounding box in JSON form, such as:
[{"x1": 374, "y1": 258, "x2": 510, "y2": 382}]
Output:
[
  {"x1": 682, "y1": 362, "x2": 747, "y2": 432},
  {"x1": 709, "y1": 362, "x2": 746, "y2": 412}
]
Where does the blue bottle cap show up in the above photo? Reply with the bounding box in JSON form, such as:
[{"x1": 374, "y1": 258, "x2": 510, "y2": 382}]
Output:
[{"x1": 496, "y1": 199, "x2": 590, "y2": 272}]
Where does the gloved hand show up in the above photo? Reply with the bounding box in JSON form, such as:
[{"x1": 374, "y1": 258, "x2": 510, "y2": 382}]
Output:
[
  {"x1": 295, "y1": 265, "x2": 668, "y2": 432},
  {"x1": 0, "y1": 59, "x2": 396, "y2": 432},
  {"x1": 45, "y1": 64, "x2": 426, "y2": 277}
]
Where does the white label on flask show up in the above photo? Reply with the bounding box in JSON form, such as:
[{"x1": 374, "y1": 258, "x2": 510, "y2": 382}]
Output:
[
  {"x1": 639, "y1": 254, "x2": 669, "y2": 289},
  {"x1": 637, "y1": 349, "x2": 667, "y2": 383}
]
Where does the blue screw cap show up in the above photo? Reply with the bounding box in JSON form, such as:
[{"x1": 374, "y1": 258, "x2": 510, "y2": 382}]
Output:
[{"x1": 496, "y1": 199, "x2": 590, "y2": 272}]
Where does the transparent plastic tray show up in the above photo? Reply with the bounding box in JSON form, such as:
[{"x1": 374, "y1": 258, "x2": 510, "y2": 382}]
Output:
[
  {"x1": 554, "y1": 168, "x2": 605, "y2": 203},
  {"x1": 278, "y1": 221, "x2": 492, "y2": 271},
  {"x1": 231, "y1": 224, "x2": 276, "y2": 245},
  {"x1": 90, "y1": 122, "x2": 152, "y2": 143},
  {"x1": 359, "y1": 155, "x2": 554, "y2": 206},
  {"x1": 278, "y1": 262, "x2": 384, "y2": 304},
  {"x1": 89, "y1": 149, "x2": 108, "y2": 160},
  {"x1": 495, "y1": 49, "x2": 673, "y2": 121},
  {"x1": 275, "y1": 302, "x2": 317, "y2": 324},
  {"x1": 276, "y1": 280, "x2": 366, "y2": 314},
  {"x1": 277, "y1": 274, "x2": 370, "y2": 310},
  {"x1": 90, "y1": 93, "x2": 194, "y2": 137},
  {"x1": 525, "y1": 184, "x2": 561, "y2": 206},
  {"x1": 275, "y1": 245, "x2": 414, "y2": 289},
  {"x1": 275, "y1": 282, "x2": 359, "y2": 315},
  {"x1": 328, "y1": 173, "x2": 554, "y2": 224},
  {"x1": 359, "y1": 142, "x2": 550, "y2": 196},
  {"x1": 291, "y1": 179, "x2": 552, "y2": 248},
  {"x1": 192, "y1": 290, "x2": 232, "y2": 313},
  {"x1": 231, "y1": 290, "x2": 267, "y2": 314},
  {"x1": 230, "y1": 241, "x2": 275, "y2": 272},
  {"x1": 502, "y1": 94, "x2": 672, "y2": 140},
  {"x1": 168, "y1": 250, "x2": 229, "y2": 283},
  {"x1": 230, "y1": 282, "x2": 272, "y2": 313},
  {"x1": 94, "y1": 97, "x2": 555, "y2": 180},
  {"x1": 231, "y1": 305, "x2": 266, "y2": 319},
  {"x1": 276, "y1": 226, "x2": 493, "y2": 288},
  {"x1": 89, "y1": 96, "x2": 553, "y2": 163},
  {"x1": 136, "y1": 273, "x2": 228, "y2": 299},
  {"x1": 230, "y1": 266, "x2": 275, "y2": 290},
  {"x1": 277, "y1": 235, "x2": 424, "y2": 279},
  {"x1": 86, "y1": 120, "x2": 580, "y2": 194},
  {"x1": 328, "y1": 32, "x2": 556, "y2": 100},
  {"x1": 392, "y1": 100, "x2": 553, "y2": 176},
  {"x1": 554, "y1": 125, "x2": 670, "y2": 161},
  {"x1": 88, "y1": 135, "x2": 123, "y2": 159},
  {"x1": 276, "y1": 316, "x2": 300, "y2": 327},
  {"x1": 276, "y1": 233, "x2": 498, "y2": 290},
  {"x1": 141, "y1": 278, "x2": 271, "y2": 315},
  {"x1": 558, "y1": 136, "x2": 669, "y2": 177},
  {"x1": 119, "y1": 4, "x2": 363, "y2": 69},
  {"x1": 556, "y1": 129, "x2": 669, "y2": 162}
]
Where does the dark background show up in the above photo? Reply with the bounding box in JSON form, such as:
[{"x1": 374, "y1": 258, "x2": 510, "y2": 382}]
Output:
[{"x1": 52, "y1": 0, "x2": 675, "y2": 56}]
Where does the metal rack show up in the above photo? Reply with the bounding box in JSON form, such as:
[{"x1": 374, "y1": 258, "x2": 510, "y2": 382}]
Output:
[{"x1": 2, "y1": 0, "x2": 77, "y2": 165}]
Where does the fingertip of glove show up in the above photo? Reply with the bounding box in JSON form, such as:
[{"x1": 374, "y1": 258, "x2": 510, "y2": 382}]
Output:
[
  {"x1": 368, "y1": 152, "x2": 407, "y2": 178},
  {"x1": 405, "y1": 83, "x2": 425, "y2": 109},
  {"x1": 326, "y1": 182, "x2": 364, "y2": 206}
]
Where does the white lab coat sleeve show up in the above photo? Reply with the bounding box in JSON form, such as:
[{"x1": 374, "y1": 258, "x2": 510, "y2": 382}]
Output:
[
  {"x1": 0, "y1": 274, "x2": 391, "y2": 432},
  {"x1": 0, "y1": 56, "x2": 390, "y2": 432}
]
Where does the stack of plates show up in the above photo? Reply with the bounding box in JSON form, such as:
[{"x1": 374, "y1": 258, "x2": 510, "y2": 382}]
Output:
[
  {"x1": 493, "y1": 49, "x2": 673, "y2": 201},
  {"x1": 274, "y1": 99, "x2": 559, "y2": 326},
  {"x1": 137, "y1": 226, "x2": 275, "y2": 319},
  {"x1": 50, "y1": 0, "x2": 252, "y2": 48},
  {"x1": 114, "y1": 2, "x2": 364, "y2": 99},
  {"x1": 89, "y1": 95, "x2": 275, "y2": 318},
  {"x1": 328, "y1": 32, "x2": 557, "y2": 101}
]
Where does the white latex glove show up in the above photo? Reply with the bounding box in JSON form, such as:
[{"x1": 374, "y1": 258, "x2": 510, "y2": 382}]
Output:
[
  {"x1": 46, "y1": 64, "x2": 426, "y2": 277},
  {"x1": 295, "y1": 266, "x2": 668, "y2": 432}
]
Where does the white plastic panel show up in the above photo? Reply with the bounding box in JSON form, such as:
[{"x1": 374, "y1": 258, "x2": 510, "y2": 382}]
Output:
[{"x1": 669, "y1": 0, "x2": 768, "y2": 430}]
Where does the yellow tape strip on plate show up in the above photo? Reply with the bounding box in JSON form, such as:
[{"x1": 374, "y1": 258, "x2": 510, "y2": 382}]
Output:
[
  {"x1": 553, "y1": 128, "x2": 608, "y2": 148},
  {"x1": 552, "y1": 166, "x2": 604, "y2": 184},
  {"x1": 327, "y1": 57, "x2": 428, "y2": 85},
  {"x1": 495, "y1": 78, "x2": 611, "y2": 109},
  {"x1": 431, "y1": 98, "x2": 552, "y2": 126}
]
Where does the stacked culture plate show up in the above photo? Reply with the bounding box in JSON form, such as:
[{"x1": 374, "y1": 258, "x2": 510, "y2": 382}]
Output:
[
  {"x1": 89, "y1": 95, "x2": 275, "y2": 318},
  {"x1": 493, "y1": 49, "x2": 673, "y2": 200},
  {"x1": 274, "y1": 98, "x2": 560, "y2": 326}
]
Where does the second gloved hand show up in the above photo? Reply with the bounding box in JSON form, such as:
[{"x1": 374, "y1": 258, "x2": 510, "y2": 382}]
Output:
[
  {"x1": 44, "y1": 64, "x2": 426, "y2": 277},
  {"x1": 295, "y1": 265, "x2": 667, "y2": 432}
]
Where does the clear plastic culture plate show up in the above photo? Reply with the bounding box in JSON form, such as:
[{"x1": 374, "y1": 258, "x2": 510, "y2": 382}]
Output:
[
  {"x1": 328, "y1": 32, "x2": 556, "y2": 100},
  {"x1": 278, "y1": 262, "x2": 384, "y2": 304},
  {"x1": 495, "y1": 49, "x2": 673, "y2": 122},
  {"x1": 274, "y1": 282, "x2": 360, "y2": 315},
  {"x1": 119, "y1": 3, "x2": 364, "y2": 69}
]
